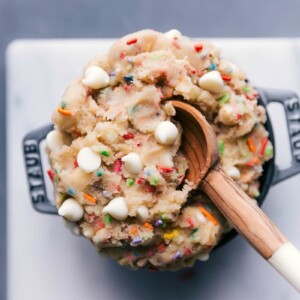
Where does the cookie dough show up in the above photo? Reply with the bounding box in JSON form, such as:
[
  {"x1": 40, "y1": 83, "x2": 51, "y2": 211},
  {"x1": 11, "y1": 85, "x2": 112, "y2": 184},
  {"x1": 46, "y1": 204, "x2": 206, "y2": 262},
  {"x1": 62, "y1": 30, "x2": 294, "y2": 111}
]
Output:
[{"x1": 46, "y1": 29, "x2": 273, "y2": 270}]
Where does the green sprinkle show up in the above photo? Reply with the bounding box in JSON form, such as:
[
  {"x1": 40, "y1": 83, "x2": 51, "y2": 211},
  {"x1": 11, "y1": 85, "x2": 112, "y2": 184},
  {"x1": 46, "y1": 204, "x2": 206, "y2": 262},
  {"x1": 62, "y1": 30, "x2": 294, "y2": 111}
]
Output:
[
  {"x1": 61, "y1": 100, "x2": 67, "y2": 109},
  {"x1": 105, "y1": 215, "x2": 111, "y2": 224},
  {"x1": 150, "y1": 177, "x2": 158, "y2": 186},
  {"x1": 100, "y1": 150, "x2": 110, "y2": 157},
  {"x1": 265, "y1": 146, "x2": 273, "y2": 156},
  {"x1": 242, "y1": 86, "x2": 250, "y2": 93},
  {"x1": 127, "y1": 178, "x2": 135, "y2": 187},
  {"x1": 97, "y1": 170, "x2": 103, "y2": 177},
  {"x1": 191, "y1": 228, "x2": 198, "y2": 237},
  {"x1": 219, "y1": 140, "x2": 224, "y2": 155},
  {"x1": 55, "y1": 168, "x2": 59, "y2": 174},
  {"x1": 219, "y1": 93, "x2": 229, "y2": 105},
  {"x1": 131, "y1": 105, "x2": 138, "y2": 113}
]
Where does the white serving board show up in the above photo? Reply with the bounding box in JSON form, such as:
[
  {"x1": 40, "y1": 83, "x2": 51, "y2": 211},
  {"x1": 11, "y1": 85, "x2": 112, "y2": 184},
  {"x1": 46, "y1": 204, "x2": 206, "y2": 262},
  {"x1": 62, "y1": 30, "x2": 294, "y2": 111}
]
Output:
[{"x1": 6, "y1": 38, "x2": 300, "y2": 300}]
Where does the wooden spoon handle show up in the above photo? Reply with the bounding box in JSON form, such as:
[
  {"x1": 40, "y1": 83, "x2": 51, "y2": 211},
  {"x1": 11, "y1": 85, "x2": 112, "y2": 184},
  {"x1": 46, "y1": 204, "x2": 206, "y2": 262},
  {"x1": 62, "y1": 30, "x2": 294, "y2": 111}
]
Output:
[{"x1": 201, "y1": 164, "x2": 300, "y2": 292}]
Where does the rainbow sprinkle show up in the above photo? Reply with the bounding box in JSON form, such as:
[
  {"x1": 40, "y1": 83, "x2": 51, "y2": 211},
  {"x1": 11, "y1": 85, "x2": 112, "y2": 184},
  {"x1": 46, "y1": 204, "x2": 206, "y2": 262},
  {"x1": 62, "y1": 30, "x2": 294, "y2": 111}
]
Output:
[
  {"x1": 126, "y1": 178, "x2": 135, "y2": 187},
  {"x1": 199, "y1": 207, "x2": 218, "y2": 225},
  {"x1": 67, "y1": 187, "x2": 75, "y2": 196},
  {"x1": 60, "y1": 100, "x2": 67, "y2": 109},
  {"x1": 219, "y1": 140, "x2": 224, "y2": 155},
  {"x1": 219, "y1": 93, "x2": 229, "y2": 105},
  {"x1": 99, "y1": 150, "x2": 110, "y2": 157},
  {"x1": 126, "y1": 38, "x2": 138, "y2": 45},
  {"x1": 83, "y1": 193, "x2": 97, "y2": 204},
  {"x1": 247, "y1": 137, "x2": 256, "y2": 153},
  {"x1": 97, "y1": 169, "x2": 103, "y2": 177},
  {"x1": 105, "y1": 214, "x2": 111, "y2": 224},
  {"x1": 163, "y1": 230, "x2": 179, "y2": 240},
  {"x1": 57, "y1": 107, "x2": 72, "y2": 116}
]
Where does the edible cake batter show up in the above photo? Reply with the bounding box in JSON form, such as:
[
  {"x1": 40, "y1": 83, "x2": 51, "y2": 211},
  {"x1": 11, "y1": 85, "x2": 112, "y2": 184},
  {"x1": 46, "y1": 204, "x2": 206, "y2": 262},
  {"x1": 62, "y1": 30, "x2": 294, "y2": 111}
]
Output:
[{"x1": 46, "y1": 29, "x2": 273, "y2": 270}]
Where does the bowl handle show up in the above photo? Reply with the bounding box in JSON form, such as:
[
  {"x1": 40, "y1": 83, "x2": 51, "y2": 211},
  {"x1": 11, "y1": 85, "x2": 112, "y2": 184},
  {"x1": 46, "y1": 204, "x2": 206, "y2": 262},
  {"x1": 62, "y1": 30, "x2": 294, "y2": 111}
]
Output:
[
  {"x1": 258, "y1": 88, "x2": 300, "y2": 185},
  {"x1": 23, "y1": 124, "x2": 58, "y2": 214}
]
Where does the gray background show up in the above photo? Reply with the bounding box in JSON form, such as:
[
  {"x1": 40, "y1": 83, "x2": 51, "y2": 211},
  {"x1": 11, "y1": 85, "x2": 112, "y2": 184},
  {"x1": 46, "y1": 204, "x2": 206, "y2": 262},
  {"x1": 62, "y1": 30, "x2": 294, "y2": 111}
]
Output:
[{"x1": 2, "y1": 0, "x2": 300, "y2": 299}]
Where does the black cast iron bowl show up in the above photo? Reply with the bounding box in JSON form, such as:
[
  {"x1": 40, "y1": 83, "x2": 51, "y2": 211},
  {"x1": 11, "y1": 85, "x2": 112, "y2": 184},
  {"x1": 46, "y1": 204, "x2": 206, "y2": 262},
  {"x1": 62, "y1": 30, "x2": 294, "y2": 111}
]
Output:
[{"x1": 23, "y1": 87, "x2": 300, "y2": 250}]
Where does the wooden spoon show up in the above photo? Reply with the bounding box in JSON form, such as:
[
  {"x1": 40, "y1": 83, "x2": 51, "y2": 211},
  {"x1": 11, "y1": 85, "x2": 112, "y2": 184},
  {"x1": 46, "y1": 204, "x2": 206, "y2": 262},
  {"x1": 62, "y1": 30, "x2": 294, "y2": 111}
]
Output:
[{"x1": 172, "y1": 100, "x2": 300, "y2": 292}]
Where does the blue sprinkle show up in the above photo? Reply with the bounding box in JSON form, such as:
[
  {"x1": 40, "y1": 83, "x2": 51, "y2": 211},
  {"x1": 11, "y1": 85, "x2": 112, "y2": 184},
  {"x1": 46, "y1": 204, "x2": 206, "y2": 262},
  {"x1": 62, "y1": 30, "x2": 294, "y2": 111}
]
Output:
[
  {"x1": 210, "y1": 63, "x2": 217, "y2": 70},
  {"x1": 67, "y1": 187, "x2": 75, "y2": 196},
  {"x1": 124, "y1": 75, "x2": 134, "y2": 82},
  {"x1": 131, "y1": 237, "x2": 143, "y2": 245},
  {"x1": 109, "y1": 71, "x2": 116, "y2": 77},
  {"x1": 155, "y1": 220, "x2": 163, "y2": 227},
  {"x1": 173, "y1": 251, "x2": 181, "y2": 261},
  {"x1": 146, "y1": 170, "x2": 152, "y2": 176}
]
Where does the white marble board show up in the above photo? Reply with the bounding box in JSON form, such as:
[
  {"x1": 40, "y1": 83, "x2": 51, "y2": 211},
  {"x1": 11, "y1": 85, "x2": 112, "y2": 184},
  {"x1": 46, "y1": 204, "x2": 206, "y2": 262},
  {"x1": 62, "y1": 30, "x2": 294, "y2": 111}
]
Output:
[{"x1": 6, "y1": 39, "x2": 300, "y2": 300}]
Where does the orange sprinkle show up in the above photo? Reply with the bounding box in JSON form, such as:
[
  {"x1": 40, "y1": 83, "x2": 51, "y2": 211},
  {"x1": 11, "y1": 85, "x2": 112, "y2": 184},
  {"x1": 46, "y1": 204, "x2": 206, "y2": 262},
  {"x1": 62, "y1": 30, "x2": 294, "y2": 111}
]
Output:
[
  {"x1": 57, "y1": 107, "x2": 72, "y2": 116},
  {"x1": 130, "y1": 227, "x2": 138, "y2": 235},
  {"x1": 246, "y1": 157, "x2": 260, "y2": 167},
  {"x1": 247, "y1": 137, "x2": 256, "y2": 153},
  {"x1": 199, "y1": 207, "x2": 218, "y2": 225},
  {"x1": 221, "y1": 75, "x2": 231, "y2": 82},
  {"x1": 83, "y1": 193, "x2": 97, "y2": 204},
  {"x1": 143, "y1": 223, "x2": 153, "y2": 230}
]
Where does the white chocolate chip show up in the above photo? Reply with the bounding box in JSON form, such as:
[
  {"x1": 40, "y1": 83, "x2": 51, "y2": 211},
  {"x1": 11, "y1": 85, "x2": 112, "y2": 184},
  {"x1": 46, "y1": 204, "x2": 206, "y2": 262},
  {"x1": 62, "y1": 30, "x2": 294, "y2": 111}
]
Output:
[
  {"x1": 121, "y1": 153, "x2": 143, "y2": 175},
  {"x1": 82, "y1": 66, "x2": 110, "y2": 89},
  {"x1": 164, "y1": 29, "x2": 182, "y2": 39},
  {"x1": 83, "y1": 228, "x2": 94, "y2": 239},
  {"x1": 77, "y1": 147, "x2": 101, "y2": 173},
  {"x1": 136, "y1": 205, "x2": 149, "y2": 222},
  {"x1": 197, "y1": 252, "x2": 210, "y2": 261},
  {"x1": 154, "y1": 121, "x2": 178, "y2": 146},
  {"x1": 102, "y1": 197, "x2": 128, "y2": 221},
  {"x1": 199, "y1": 71, "x2": 224, "y2": 93},
  {"x1": 58, "y1": 198, "x2": 84, "y2": 222},
  {"x1": 226, "y1": 166, "x2": 241, "y2": 180},
  {"x1": 46, "y1": 130, "x2": 65, "y2": 151},
  {"x1": 196, "y1": 211, "x2": 207, "y2": 224}
]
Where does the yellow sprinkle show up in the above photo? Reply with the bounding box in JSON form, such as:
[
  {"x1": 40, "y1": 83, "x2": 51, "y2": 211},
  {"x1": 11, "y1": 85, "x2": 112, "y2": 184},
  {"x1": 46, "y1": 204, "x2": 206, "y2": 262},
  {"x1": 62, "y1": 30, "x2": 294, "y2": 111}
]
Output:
[{"x1": 163, "y1": 229, "x2": 179, "y2": 240}]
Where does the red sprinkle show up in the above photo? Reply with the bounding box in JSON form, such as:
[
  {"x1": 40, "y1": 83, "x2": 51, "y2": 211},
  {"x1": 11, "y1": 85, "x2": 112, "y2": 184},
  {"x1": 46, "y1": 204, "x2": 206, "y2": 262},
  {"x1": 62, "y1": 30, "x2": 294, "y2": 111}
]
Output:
[
  {"x1": 194, "y1": 44, "x2": 203, "y2": 52},
  {"x1": 236, "y1": 113, "x2": 242, "y2": 120},
  {"x1": 191, "y1": 69, "x2": 197, "y2": 74},
  {"x1": 144, "y1": 185, "x2": 155, "y2": 193},
  {"x1": 221, "y1": 75, "x2": 231, "y2": 82},
  {"x1": 259, "y1": 137, "x2": 268, "y2": 156},
  {"x1": 246, "y1": 94, "x2": 256, "y2": 100},
  {"x1": 120, "y1": 52, "x2": 126, "y2": 59},
  {"x1": 124, "y1": 85, "x2": 132, "y2": 92},
  {"x1": 158, "y1": 244, "x2": 165, "y2": 252},
  {"x1": 184, "y1": 248, "x2": 192, "y2": 256},
  {"x1": 123, "y1": 133, "x2": 134, "y2": 140},
  {"x1": 95, "y1": 220, "x2": 105, "y2": 230},
  {"x1": 87, "y1": 213, "x2": 96, "y2": 223},
  {"x1": 137, "y1": 142, "x2": 142, "y2": 147},
  {"x1": 115, "y1": 185, "x2": 121, "y2": 192},
  {"x1": 114, "y1": 159, "x2": 122, "y2": 173},
  {"x1": 74, "y1": 160, "x2": 79, "y2": 168},
  {"x1": 137, "y1": 177, "x2": 145, "y2": 185},
  {"x1": 186, "y1": 217, "x2": 194, "y2": 228},
  {"x1": 126, "y1": 38, "x2": 138, "y2": 45},
  {"x1": 47, "y1": 169, "x2": 54, "y2": 181},
  {"x1": 158, "y1": 166, "x2": 173, "y2": 173}
]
